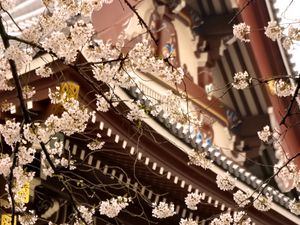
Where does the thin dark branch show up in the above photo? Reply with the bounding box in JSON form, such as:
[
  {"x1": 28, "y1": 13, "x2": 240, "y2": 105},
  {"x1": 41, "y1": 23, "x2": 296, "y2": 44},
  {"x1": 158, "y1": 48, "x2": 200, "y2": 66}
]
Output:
[
  {"x1": 1, "y1": 8, "x2": 23, "y2": 32},
  {"x1": 123, "y1": 0, "x2": 158, "y2": 45},
  {"x1": 228, "y1": 0, "x2": 254, "y2": 24},
  {"x1": 0, "y1": 17, "x2": 30, "y2": 123},
  {"x1": 280, "y1": 78, "x2": 300, "y2": 126}
]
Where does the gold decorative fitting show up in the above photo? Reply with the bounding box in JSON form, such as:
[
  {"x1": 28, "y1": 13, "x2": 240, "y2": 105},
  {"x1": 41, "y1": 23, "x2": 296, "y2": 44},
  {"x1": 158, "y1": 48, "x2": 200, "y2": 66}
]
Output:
[
  {"x1": 60, "y1": 82, "x2": 80, "y2": 100},
  {"x1": 267, "y1": 80, "x2": 276, "y2": 95},
  {"x1": 53, "y1": 82, "x2": 80, "y2": 114},
  {"x1": 1, "y1": 214, "x2": 17, "y2": 225},
  {"x1": 16, "y1": 182, "x2": 30, "y2": 204}
]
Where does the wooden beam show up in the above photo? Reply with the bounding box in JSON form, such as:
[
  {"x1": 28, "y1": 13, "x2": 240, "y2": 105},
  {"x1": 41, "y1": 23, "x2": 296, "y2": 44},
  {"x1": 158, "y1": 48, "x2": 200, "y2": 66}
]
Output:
[{"x1": 200, "y1": 12, "x2": 236, "y2": 37}]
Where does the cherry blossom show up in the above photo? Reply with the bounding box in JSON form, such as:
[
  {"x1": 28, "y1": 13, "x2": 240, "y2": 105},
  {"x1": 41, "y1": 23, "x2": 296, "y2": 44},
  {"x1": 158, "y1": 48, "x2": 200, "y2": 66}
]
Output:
[
  {"x1": 35, "y1": 65, "x2": 53, "y2": 78},
  {"x1": 22, "y1": 85, "x2": 36, "y2": 99},
  {"x1": 17, "y1": 146, "x2": 36, "y2": 166},
  {"x1": 233, "y1": 23, "x2": 251, "y2": 42},
  {"x1": 187, "y1": 149, "x2": 212, "y2": 170},
  {"x1": 233, "y1": 190, "x2": 250, "y2": 208},
  {"x1": 210, "y1": 213, "x2": 233, "y2": 225},
  {"x1": 184, "y1": 192, "x2": 202, "y2": 210},
  {"x1": 18, "y1": 211, "x2": 38, "y2": 225},
  {"x1": 253, "y1": 194, "x2": 272, "y2": 211},
  {"x1": 282, "y1": 37, "x2": 293, "y2": 50},
  {"x1": 180, "y1": 218, "x2": 198, "y2": 225},
  {"x1": 264, "y1": 21, "x2": 282, "y2": 41},
  {"x1": 0, "y1": 100, "x2": 14, "y2": 112},
  {"x1": 4, "y1": 45, "x2": 32, "y2": 70},
  {"x1": 152, "y1": 201, "x2": 176, "y2": 219},
  {"x1": 87, "y1": 133, "x2": 105, "y2": 151},
  {"x1": 0, "y1": 154, "x2": 12, "y2": 177},
  {"x1": 232, "y1": 71, "x2": 252, "y2": 90},
  {"x1": 0, "y1": 119, "x2": 21, "y2": 146},
  {"x1": 76, "y1": 206, "x2": 95, "y2": 224},
  {"x1": 127, "y1": 103, "x2": 146, "y2": 122},
  {"x1": 275, "y1": 79, "x2": 295, "y2": 97},
  {"x1": 216, "y1": 172, "x2": 236, "y2": 191},
  {"x1": 0, "y1": 0, "x2": 16, "y2": 11},
  {"x1": 257, "y1": 125, "x2": 271, "y2": 142},
  {"x1": 233, "y1": 211, "x2": 252, "y2": 225},
  {"x1": 289, "y1": 200, "x2": 300, "y2": 215},
  {"x1": 99, "y1": 196, "x2": 131, "y2": 218},
  {"x1": 287, "y1": 26, "x2": 300, "y2": 41}
]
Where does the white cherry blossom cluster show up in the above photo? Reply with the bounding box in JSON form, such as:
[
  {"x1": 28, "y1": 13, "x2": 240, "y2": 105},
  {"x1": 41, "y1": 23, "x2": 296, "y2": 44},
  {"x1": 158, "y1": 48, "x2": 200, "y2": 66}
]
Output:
[
  {"x1": 274, "y1": 79, "x2": 295, "y2": 97},
  {"x1": 0, "y1": 58, "x2": 13, "y2": 91},
  {"x1": 179, "y1": 218, "x2": 198, "y2": 225},
  {"x1": 99, "y1": 196, "x2": 131, "y2": 218},
  {"x1": 233, "y1": 190, "x2": 250, "y2": 208},
  {"x1": 282, "y1": 37, "x2": 293, "y2": 50},
  {"x1": 152, "y1": 201, "x2": 176, "y2": 219},
  {"x1": 23, "y1": 0, "x2": 112, "y2": 45},
  {"x1": 17, "y1": 146, "x2": 36, "y2": 166},
  {"x1": 233, "y1": 211, "x2": 252, "y2": 225},
  {"x1": 0, "y1": 154, "x2": 12, "y2": 177},
  {"x1": 95, "y1": 94, "x2": 111, "y2": 112},
  {"x1": 18, "y1": 211, "x2": 38, "y2": 225},
  {"x1": 70, "y1": 20, "x2": 95, "y2": 50},
  {"x1": 283, "y1": 26, "x2": 300, "y2": 50},
  {"x1": 262, "y1": 20, "x2": 300, "y2": 50},
  {"x1": 275, "y1": 161, "x2": 298, "y2": 183},
  {"x1": 37, "y1": 13, "x2": 98, "y2": 61},
  {"x1": 187, "y1": 149, "x2": 212, "y2": 170},
  {"x1": 184, "y1": 192, "x2": 202, "y2": 210},
  {"x1": 92, "y1": 63, "x2": 135, "y2": 89},
  {"x1": 253, "y1": 194, "x2": 272, "y2": 211},
  {"x1": 264, "y1": 21, "x2": 282, "y2": 41},
  {"x1": 87, "y1": 139, "x2": 105, "y2": 151},
  {"x1": 12, "y1": 167, "x2": 35, "y2": 206},
  {"x1": 35, "y1": 65, "x2": 53, "y2": 78},
  {"x1": 159, "y1": 90, "x2": 186, "y2": 122},
  {"x1": 39, "y1": 12, "x2": 67, "y2": 34},
  {"x1": 127, "y1": 103, "x2": 146, "y2": 122},
  {"x1": 87, "y1": 133, "x2": 105, "y2": 151},
  {"x1": 95, "y1": 92, "x2": 120, "y2": 113},
  {"x1": 21, "y1": 24, "x2": 42, "y2": 43},
  {"x1": 42, "y1": 31, "x2": 78, "y2": 64},
  {"x1": 46, "y1": 91, "x2": 91, "y2": 136},
  {"x1": 0, "y1": 0, "x2": 16, "y2": 11},
  {"x1": 4, "y1": 45, "x2": 32, "y2": 70},
  {"x1": 232, "y1": 71, "x2": 252, "y2": 90},
  {"x1": 210, "y1": 213, "x2": 233, "y2": 225},
  {"x1": 233, "y1": 23, "x2": 251, "y2": 42},
  {"x1": 0, "y1": 119, "x2": 21, "y2": 146},
  {"x1": 128, "y1": 40, "x2": 184, "y2": 84},
  {"x1": 293, "y1": 176, "x2": 300, "y2": 192},
  {"x1": 289, "y1": 200, "x2": 300, "y2": 215},
  {"x1": 40, "y1": 140, "x2": 72, "y2": 177},
  {"x1": 0, "y1": 100, "x2": 14, "y2": 112},
  {"x1": 75, "y1": 205, "x2": 95, "y2": 225},
  {"x1": 82, "y1": 39, "x2": 120, "y2": 62},
  {"x1": 216, "y1": 172, "x2": 236, "y2": 191},
  {"x1": 210, "y1": 211, "x2": 252, "y2": 225},
  {"x1": 22, "y1": 85, "x2": 36, "y2": 99},
  {"x1": 23, "y1": 123, "x2": 52, "y2": 145},
  {"x1": 257, "y1": 125, "x2": 271, "y2": 142}
]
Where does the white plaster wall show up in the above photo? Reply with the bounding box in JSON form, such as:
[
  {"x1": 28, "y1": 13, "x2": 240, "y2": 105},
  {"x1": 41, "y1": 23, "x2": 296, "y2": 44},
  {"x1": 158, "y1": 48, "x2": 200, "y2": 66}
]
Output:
[
  {"x1": 212, "y1": 122, "x2": 245, "y2": 164},
  {"x1": 172, "y1": 18, "x2": 199, "y2": 83},
  {"x1": 124, "y1": 0, "x2": 155, "y2": 40}
]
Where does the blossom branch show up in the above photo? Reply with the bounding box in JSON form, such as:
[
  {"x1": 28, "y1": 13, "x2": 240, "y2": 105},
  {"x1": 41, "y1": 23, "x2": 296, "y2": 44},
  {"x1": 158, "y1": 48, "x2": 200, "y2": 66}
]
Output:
[
  {"x1": 123, "y1": 0, "x2": 158, "y2": 45},
  {"x1": 0, "y1": 17, "x2": 30, "y2": 123},
  {"x1": 280, "y1": 78, "x2": 300, "y2": 126},
  {"x1": 228, "y1": 0, "x2": 254, "y2": 24}
]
